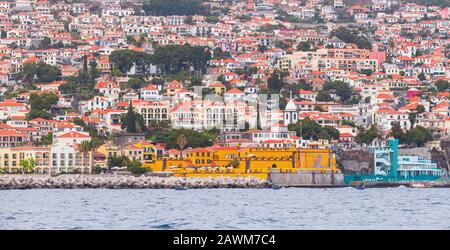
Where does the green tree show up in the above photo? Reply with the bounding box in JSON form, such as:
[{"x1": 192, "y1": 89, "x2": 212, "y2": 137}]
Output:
[
  {"x1": 176, "y1": 134, "x2": 188, "y2": 155},
  {"x1": 212, "y1": 47, "x2": 231, "y2": 59},
  {"x1": 418, "y1": 72, "x2": 426, "y2": 81},
  {"x1": 58, "y1": 81, "x2": 77, "y2": 95},
  {"x1": 409, "y1": 112, "x2": 417, "y2": 129},
  {"x1": 40, "y1": 132, "x2": 53, "y2": 145},
  {"x1": 355, "y1": 125, "x2": 381, "y2": 145},
  {"x1": 319, "y1": 126, "x2": 340, "y2": 140},
  {"x1": 152, "y1": 44, "x2": 211, "y2": 75},
  {"x1": 109, "y1": 49, "x2": 148, "y2": 75},
  {"x1": 29, "y1": 92, "x2": 58, "y2": 111},
  {"x1": 143, "y1": 0, "x2": 208, "y2": 16},
  {"x1": 107, "y1": 155, "x2": 129, "y2": 169},
  {"x1": 121, "y1": 103, "x2": 147, "y2": 133},
  {"x1": 78, "y1": 140, "x2": 92, "y2": 174},
  {"x1": 19, "y1": 158, "x2": 36, "y2": 174},
  {"x1": 435, "y1": 80, "x2": 449, "y2": 91},
  {"x1": 389, "y1": 122, "x2": 404, "y2": 140},
  {"x1": 18, "y1": 62, "x2": 61, "y2": 84},
  {"x1": 128, "y1": 77, "x2": 146, "y2": 90},
  {"x1": 330, "y1": 27, "x2": 372, "y2": 49},
  {"x1": 229, "y1": 159, "x2": 239, "y2": 168},
  {"x1": 416, "y1": 105, "x2": 425, "y2": 114},
  {"x1": 205, "y1": 15, "x2": 220, "y2": 23},
  {"x1": 288, "y1": 118, "x2": 321, "y2": 140},
  {"x1": 27, "y1": 110, "x2": 52, "y2": 120},
  {"x1": 27, "y1": 92, "x2": 58, "y2": 120},
  {"x1": 323, "y1": 80, "x2": 353, "y2": 103},
  {"x1": 89, "y1": 59, "x2": 99, "y2": 85},
  {"x1": 127, "y1": 159, "x2": 149, "y2": 175},
  {"x1": 297, "y1": 41, "x2": 314, "y2": 51},
  {"x1": 402, "y1": 126, "x2": 433, "y2": 147},
  {"x1": 316, "y1": 90, "x2": 332, "y2": 102},
  {"x1": 38, "y1": 37, "x2": 52, "y2": 49},
  {"x1": 151, "y1": 78, "x2": 165, "y2": 85},
  {"x1": 359, "y1": 69, "x2": 373, "y2": 76},
  {"x1": 166, "y1": 129, "x2": 213, "y2": 149},
  {"x1": 267, "y1": 71, "x2": 285, "y2": 92}
]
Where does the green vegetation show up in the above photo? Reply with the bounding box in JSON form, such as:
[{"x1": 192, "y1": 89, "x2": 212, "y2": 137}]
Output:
[
  {"x1": 127, "y1": 34, "x2": 147, "y2": 48},
  {"x1": 18, "y1": 62, "x2": 61, "y2": 84},
  {"x1": 435, "y1": 80, "x2": 450, "y2": 92},
  {"x1": 58, "y1": 80, "x2": 77, "y2": 95},
  {"x1": 288, "y1": 119, "x2": 340, "y2": 141},
  {"x1": 330, "y1": 27, "x2": 372, "y2": 50},
  {"x1": 237, "y1": 14, "x2": 251, "y2": 22},
  {"x1": 39, "y1": 132, "x2": 53, "y2": 146},
  {"x1": 152, "y1": 44, "x2": 211, "y2": 75},
  {"x1": 406, "y1": 0, "x2": 450, "y2": 8},
  {"x1": 205, "y1": 15, "x2": 220, "y2": 23},
  {"x1": 109, "y1": 49, "x2": 152, "y2": 75},
  {"x1": 166, "y1": 128, "x2": 218, "y2": 150},
  {"x1": 27, "y1": 92, "x2": 59, "y2": 120},
  {"x1": 358, "y1": 69, "x2": 373, "y2": 76},
  {"x1": 107, "y1": 155, "x2": 149, "y2": 175},
  {"x1": 418, "y1": 72, "x2": 426, "y2": 81},
  {"x1": 389, "y1": 122, "x2": 433, "y2": 147},
  {"x1": 143, "y1": 0, "x2": 208, "y2": 16},
  {"x1": 127, "y1": 77, "x2": 147, "y2": 91},
  {"x1": 267, "y1": 71, "x2": 288, "y2": 92},
  {"x1": 322, "y1": 80, "x2": 359, "y2": 104},
  {"x1": 297, "y1": 41, "x2": 315, "y2": 51},
  {"x1": 19, "y1": 158, "x2": 36, "y2": 174},
  {"x1": 71, "y1": 117, "x2": 101, "y2": 138},
  {"x1": 355, "y1": 125, "x2": 381, "y2": 145},
  {"x1": 212, "y1": 47, "x2": 232, "y2": 59},
  {"x1": 276, "y1": 10, "x2": 302, "y2": 23},
  {"x1": 111, "y1": 44, "x2": 211, "y2": 76},
  {"x1": 316, "y1": 90, "x2": 333, "y2": 102},
  {"x1": 121, "y1": 103, "x2": 147, "y2": 133},
  {"x1": 282, "y1": 79, "x2": 311, "y2": 97}
]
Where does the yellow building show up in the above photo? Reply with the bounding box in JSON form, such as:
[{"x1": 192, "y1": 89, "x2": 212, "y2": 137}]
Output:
[
  {"x1": 134, "y1": 143, "x2": 339, "y2": 180},
  {"x1": 0, "y1": 146, "x2": 51, "y2": 173}
]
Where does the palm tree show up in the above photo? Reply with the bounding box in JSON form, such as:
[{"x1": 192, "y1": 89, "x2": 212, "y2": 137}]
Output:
[
  {"x1": 89, "y1": 137, "x2": 104, "y2": 172},
  {"x1": 176, "y1": 134, "x2": 188, "y2": 159},
  {"x1": 19, "y1": 158, "x2": 36, "y2": 174},
  {"x1": 79, "y1": 140, "x2": 92, "y2": 174}
]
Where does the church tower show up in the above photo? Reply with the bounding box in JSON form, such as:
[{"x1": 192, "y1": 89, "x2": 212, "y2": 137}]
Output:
[{"x1": 284, "y1": 91, "x2": 298, "y2": 126}]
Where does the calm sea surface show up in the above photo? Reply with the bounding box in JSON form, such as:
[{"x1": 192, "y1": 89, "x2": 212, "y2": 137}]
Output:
[{"x1": 1, "y1": 188, "x2": 450, "y2": 229}]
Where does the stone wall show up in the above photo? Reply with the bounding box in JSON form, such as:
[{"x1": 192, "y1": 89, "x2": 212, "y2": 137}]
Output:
[
  {"x1": 269, "y1": 171, "x2": 344, "y2": 187},
  {"x1": 337, "y1": 150, "x2": 373, "y2": 174}
]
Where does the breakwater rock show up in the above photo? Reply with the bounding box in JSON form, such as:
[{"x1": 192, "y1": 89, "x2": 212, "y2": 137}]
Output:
[{"x1": 0, "y1": 175, "x2": 269, "y2": 190}]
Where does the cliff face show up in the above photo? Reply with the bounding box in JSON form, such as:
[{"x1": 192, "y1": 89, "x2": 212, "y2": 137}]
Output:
[
  {"x1": 432, "y1": 141, "x2": 450, "y2": 172},
  {"x1": 337, "y1": 150, "x2": 373, "y2": 174}
]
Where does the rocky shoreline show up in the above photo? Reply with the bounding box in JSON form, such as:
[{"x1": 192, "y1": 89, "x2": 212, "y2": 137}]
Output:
[{"x1": 0, "y1": 175, "x2": 269, "y2": 190}]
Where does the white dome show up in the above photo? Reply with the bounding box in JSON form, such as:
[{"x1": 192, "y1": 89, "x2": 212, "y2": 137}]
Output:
[{"x1": 285, "y1": 99, "x2": 297, "y2": 111}]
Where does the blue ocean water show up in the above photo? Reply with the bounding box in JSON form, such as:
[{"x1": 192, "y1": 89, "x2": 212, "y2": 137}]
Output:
[{"x1": 1, "y1": 188, "x2": 449, "y2": 229}]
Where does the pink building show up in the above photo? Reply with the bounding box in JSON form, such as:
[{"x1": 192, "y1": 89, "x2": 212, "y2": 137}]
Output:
[{"x1": 406, "y1": 88, "x2": 421, "y2": 99}]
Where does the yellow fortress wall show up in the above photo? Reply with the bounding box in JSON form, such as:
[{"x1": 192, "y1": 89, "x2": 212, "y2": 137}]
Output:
[{"x1": 133, "y1": 144, "x2": 339, "y2": 180}]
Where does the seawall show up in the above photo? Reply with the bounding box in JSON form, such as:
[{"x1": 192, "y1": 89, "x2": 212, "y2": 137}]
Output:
[
  {"x1": 270, "y1": 171, "x2": 345, "y2": 187},
  {"x1": 0, "y1": 175, "x2": 269, "y2": 190}
]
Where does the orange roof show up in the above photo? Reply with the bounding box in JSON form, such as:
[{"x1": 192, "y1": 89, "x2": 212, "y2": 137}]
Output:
[
  {"x1": 226, "y1": 88, "x2": 243, "y2": 94},
  {"x1": 0, "y1": 130, "x2": 28, "y2": 137},
  {"x1": 57, "y1": 131, "x2": 90, "y2": 138}
]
